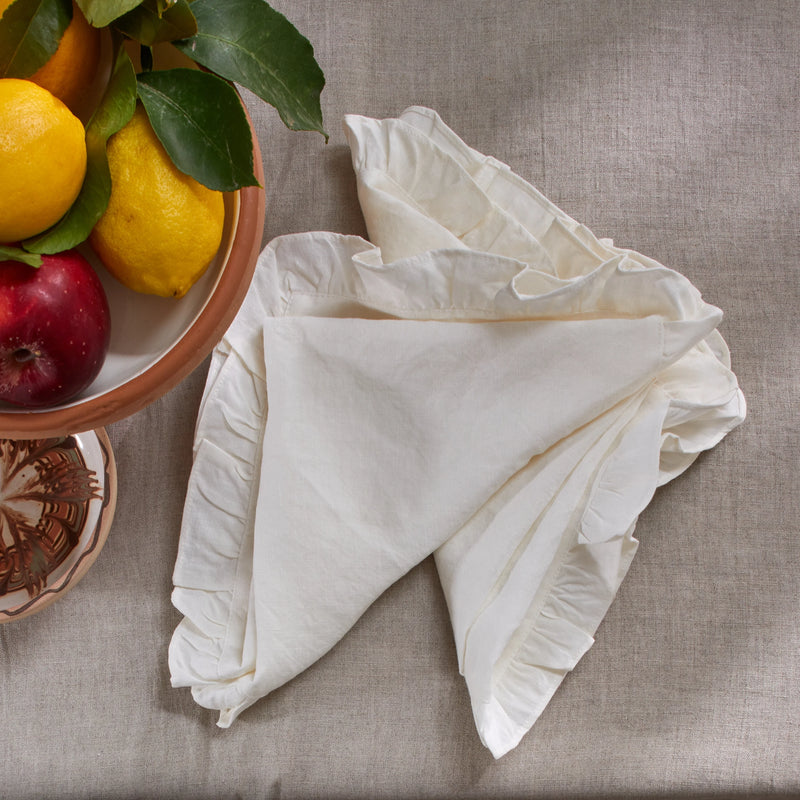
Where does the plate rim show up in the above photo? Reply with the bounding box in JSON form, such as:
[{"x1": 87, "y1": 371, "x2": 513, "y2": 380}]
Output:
[{"x1": 0, "y1": 427, "x2": 118, "y2": 623}]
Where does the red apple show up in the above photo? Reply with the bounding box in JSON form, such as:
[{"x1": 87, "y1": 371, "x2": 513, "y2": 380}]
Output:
[{"x1": 0, "y1": 250, "x2": 111, "y2": 408}]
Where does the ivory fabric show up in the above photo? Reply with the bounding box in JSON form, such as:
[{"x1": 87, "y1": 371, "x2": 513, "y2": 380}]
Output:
[{"x1": 169, "y1": 107, "x2": 745, "y2": 758}]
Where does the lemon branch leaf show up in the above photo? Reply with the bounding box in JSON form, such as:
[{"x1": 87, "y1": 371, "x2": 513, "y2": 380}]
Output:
[
  {"x1": 172, "y1": 0, "x2": 326, "y2": 139},
  {"x1": 24, "y1": 42, "x2": 137, "y2": 254},
  {"x1": 74, "y1": 0, "x2": 140, "y2": 28},
  {"x1": 0, "y1": 246, "x2": 42, "y2": 267},
  {"x1": 0, "y1": 0, "x2": 71, "y2": 78},
  {"x1": 137, "y1": 67, "x2": 259, "y2": 191},
  {"x1": 113, "y1": 0, "x2": 195, "y2": 46}
]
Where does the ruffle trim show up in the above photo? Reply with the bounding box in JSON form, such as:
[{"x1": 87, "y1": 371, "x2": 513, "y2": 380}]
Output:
[
  {"x1": 483, "y1": 523, "x2": 640, "y2": 756},
  {"x1": 656, "y1": 335, "x2": 747, "y2": 484},
  {"x1": 468, "y1": 351, "x2": 744, "y2": 758},
  {"x1": 168, "y1": 344, "x2": 267, "y2": 722},
  {"x1": 474, "y1": 387, "x2": 669, "y2": 758}
]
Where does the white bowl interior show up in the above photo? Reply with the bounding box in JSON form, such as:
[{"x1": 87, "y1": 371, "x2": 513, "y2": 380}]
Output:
[{"x1": 0, "y1": 192, "x2": 240, "y2": 414}]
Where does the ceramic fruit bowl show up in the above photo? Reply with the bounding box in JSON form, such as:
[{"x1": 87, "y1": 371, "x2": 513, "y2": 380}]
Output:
[
  {"x1": 0, "y1": 428, "x2": 116, "y2": 622},
  {"x1": 0, "y1": 123, "x2": 265, "y2": 439}
]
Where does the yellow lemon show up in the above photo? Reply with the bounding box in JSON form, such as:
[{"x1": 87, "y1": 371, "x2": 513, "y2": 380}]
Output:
[
  {"x1": 90, "y1": 105, "x2": 225, "y2": 298},
  {"x1": 0, "y1": 0, "x2": 101, "y2": 116},
  {"x1": 0, "y1": 78, "x2": 87, "y2": 242}
]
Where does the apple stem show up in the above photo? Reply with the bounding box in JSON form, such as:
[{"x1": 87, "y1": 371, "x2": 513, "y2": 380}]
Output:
[{"x1": 13, "y1": 348, "x2": 37, "y2": 364}]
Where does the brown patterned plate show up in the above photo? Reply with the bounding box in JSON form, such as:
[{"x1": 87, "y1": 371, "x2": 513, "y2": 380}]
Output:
[{"x1": 0, "y1": 428, "x2": 116, "y2": 622}]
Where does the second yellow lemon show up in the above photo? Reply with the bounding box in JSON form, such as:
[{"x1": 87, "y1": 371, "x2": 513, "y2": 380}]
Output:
[
  {"x1": 90, "y1": 105, "x2": 225, "y2": 299},
  {"x1": 0, "y1": 78, "x2": 87, "y2": 242}
]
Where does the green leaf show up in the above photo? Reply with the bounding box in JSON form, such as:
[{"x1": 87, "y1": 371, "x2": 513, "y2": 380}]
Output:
[
  {"x1": 24, "y1": 44, "x2": 137, "y2": 254},
  {"x1": 137, "y1": 67, "x2": 259, "y2": 191},
  {"x1": 75, "y1": 0, "x2": 141, "y2": 27},
  {"x1": 113, "y1": 0, "x2": 196, "y2": 46},
  {"x1": 0, "y1": 245, "x2": 42, "y2": 268},
  {"x1": 173, "y1": 0, "x2": 326, "y2": 139},
  {"x1": 0, "y1": 0, "x2": 71, "y2": 78}
]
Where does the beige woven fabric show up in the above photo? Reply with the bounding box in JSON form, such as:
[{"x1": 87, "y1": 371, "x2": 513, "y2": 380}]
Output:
[{"x1": 0, "y1": 2, "x2": 796, "y2": 797}]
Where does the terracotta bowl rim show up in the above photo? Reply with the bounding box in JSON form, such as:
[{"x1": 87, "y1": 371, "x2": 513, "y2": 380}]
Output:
[{"x1": 0, "y1": 117, "x2": 266, "y2": 439}]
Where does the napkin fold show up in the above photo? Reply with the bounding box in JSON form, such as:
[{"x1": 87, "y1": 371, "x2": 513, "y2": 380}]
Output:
[{"x1": 169, "y1": 107, "x2": 745, "y2": 757}]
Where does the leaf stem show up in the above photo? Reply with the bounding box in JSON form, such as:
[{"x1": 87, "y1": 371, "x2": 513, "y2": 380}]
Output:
[{"x1": 140, "y1": 43, "x2": 153, "y2": 71}]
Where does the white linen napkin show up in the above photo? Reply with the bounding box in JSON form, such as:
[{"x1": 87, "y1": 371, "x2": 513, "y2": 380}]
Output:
[{"x1": 169, "y1": 107, "x2": 745, "y2": 758}]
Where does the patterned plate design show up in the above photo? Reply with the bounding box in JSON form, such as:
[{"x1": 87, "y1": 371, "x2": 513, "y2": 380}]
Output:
[{"x1": 0, "y1": 429, "x2": 116, "y2": 622}]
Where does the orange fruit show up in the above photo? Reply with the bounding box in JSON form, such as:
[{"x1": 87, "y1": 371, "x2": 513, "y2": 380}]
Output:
[{"x1": 0, "y1": 0, "x2": 101, "y2": 115}]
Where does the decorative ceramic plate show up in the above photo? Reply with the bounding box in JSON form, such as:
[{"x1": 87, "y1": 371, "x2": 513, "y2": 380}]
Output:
[{"x1": 0, "y1": 428, "x2": 116, "y2": 622}]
